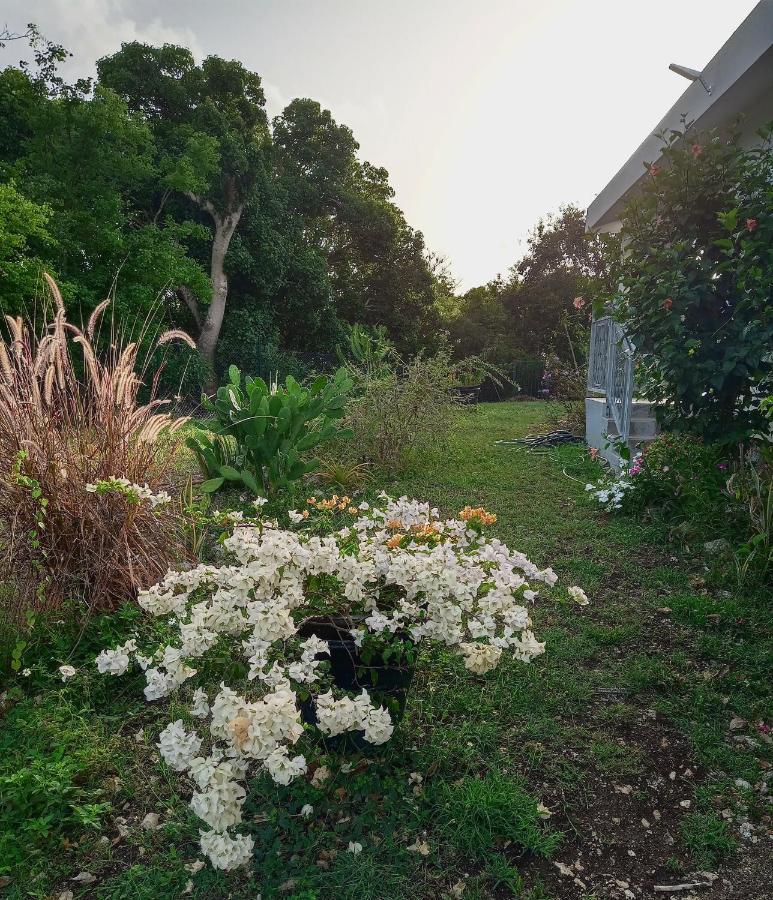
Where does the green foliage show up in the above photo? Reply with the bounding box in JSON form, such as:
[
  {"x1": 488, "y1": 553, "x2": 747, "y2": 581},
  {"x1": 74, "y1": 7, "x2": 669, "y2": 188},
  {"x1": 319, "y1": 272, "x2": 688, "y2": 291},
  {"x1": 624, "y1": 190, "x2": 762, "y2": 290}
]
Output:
[
  {"x1": 623, "y1": 434, "x2": 732, "y2": 530},
  {"x1": 613, "y1": 122, "x2": 773, "y2": 443},
  {"x1": 681, "y1": 812, "x2": 737, "y2": 868},
  {"x1": 336, "y1": 323, "x2": 394, "y2": 378},
  {"x1": 342, "y1": 346, "x2": 462, "y2": 475},
  {"x1": 0, "y1": 181, "x2": 53, "y2": 311},
  {"x1": 431, "y1": 772, "x2": 561, "y2": 857},
  {"x1": 188, "y1": 367, "x2": 353, "y2": 495},
  {"x1": 0, "y1": 697, "x2": 122, "y2": 872}
]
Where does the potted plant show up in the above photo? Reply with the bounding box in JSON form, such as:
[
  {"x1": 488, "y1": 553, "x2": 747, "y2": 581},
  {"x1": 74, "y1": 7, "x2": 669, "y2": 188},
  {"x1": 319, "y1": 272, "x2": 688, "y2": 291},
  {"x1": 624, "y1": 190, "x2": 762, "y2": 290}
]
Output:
[{"x1": 96, "y1": 494, "x2": 572, "y2": 871}]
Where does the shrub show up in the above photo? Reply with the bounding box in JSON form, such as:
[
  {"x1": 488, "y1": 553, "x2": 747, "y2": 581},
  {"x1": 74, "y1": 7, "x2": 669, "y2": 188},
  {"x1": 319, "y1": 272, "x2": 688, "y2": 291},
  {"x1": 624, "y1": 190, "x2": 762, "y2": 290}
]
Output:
[
  {"x1": 0, "y1": 274, "x2": 191, "y2": 620},
  {"x1": 612, "y1": 122, "x2": 773, "y2": 444},
  {"x1": 94, "y1": 494, "x2": 573, "y2": 870},
  {"x1": 343, "y1": 347, "x2": 462, "y2": 475},
  {"x1": 188, "y1": 365, "x2": 353, "y2": 496}
]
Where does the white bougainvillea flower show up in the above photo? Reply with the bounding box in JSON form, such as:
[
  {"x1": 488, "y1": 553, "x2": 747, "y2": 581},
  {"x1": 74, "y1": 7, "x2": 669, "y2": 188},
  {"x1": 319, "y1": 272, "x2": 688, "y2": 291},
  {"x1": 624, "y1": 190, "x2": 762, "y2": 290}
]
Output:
[
  {"x1": 300, "y1": 804, "x2": 314, "y2": 818},
  {"x1": 58, "y1": 664, "x2": 77, "y2": 681},
  {"x1": 568, "y1": 586, "x2": 590, "y2": 606},
  {"x1": 95, "y1": 494, "x2": 566, "y2": 871},
  {"x1": 347, "y1": 841, "x2": 363, "y2": 855}
]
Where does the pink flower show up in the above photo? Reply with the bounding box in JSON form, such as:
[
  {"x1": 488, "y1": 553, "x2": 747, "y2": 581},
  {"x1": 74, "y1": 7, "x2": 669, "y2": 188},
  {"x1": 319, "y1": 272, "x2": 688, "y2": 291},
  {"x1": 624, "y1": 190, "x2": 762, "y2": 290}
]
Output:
[
  {"x1": 746, "y1": 218, "x2": 758, "y2": 232},
  {"x1": 663, "y1": 297, "x2": 673, "y2": 311},
  {"x1": 573, "y1": 296, "x2": 585, "y2": 310},
  {"x1": 649, "y1": 163, "x2": 660, "y2": 177},
  {"x1": 690, "y1": 143, "x2": 703, "y2": 158}
]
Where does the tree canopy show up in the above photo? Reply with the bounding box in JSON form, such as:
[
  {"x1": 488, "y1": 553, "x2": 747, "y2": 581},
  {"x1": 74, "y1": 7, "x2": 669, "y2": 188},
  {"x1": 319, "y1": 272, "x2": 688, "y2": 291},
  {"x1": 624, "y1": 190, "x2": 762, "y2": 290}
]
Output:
[{"x1": 0, "y1": 30, "x2": 442, "y2": 389}]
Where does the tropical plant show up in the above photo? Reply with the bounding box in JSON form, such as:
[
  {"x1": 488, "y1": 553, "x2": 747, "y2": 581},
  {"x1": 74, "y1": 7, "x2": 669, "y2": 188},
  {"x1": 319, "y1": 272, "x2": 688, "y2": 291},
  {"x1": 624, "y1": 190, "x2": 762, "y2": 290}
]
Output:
[
  {"x1": 187, "y1": 366, "x2": 352, "y2": 496},
  {"x1": 0, "y1": 275, "x2": 192, "y2": 621}
]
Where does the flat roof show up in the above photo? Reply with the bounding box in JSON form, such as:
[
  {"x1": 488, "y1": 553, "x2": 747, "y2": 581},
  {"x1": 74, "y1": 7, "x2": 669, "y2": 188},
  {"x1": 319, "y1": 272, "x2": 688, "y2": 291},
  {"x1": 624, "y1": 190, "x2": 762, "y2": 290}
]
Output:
[{"x1": 587, "y1": 0, "x2": 773, "y2": 232}]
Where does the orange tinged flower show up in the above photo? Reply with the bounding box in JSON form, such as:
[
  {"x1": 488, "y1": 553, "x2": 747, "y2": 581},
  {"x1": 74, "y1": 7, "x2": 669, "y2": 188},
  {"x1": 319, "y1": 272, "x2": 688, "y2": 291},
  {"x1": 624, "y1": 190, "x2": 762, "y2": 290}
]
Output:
[
  {"x1": 386, "y1": 533, "x2": 404, "y2": 549},
  {"x1": 307, "y1": 497, "x2": 317, "y2": 505},
  {"x1": 347, "y1": 506, "x2": 358, "y2": 514},
  {"x1": 386, "y1": 519, "x2": 404, "y2": 530},
  {"x1": 459, "y1": 506, "x2": 497, "y2": 525}
]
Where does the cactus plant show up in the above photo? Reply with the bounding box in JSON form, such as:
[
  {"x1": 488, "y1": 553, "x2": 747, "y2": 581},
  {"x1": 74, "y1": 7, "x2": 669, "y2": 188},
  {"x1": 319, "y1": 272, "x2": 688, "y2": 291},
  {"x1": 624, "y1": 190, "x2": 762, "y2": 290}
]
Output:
[{"x1": 187, "y1": 366, "x2": 353, "y2": 496}]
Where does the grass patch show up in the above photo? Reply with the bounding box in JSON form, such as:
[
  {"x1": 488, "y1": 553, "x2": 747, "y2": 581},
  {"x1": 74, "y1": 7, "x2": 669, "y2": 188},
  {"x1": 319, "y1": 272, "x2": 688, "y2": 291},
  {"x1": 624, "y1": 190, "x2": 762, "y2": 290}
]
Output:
[{"x1": 431, "y1": 772, "x2": 561, "y2": 858}]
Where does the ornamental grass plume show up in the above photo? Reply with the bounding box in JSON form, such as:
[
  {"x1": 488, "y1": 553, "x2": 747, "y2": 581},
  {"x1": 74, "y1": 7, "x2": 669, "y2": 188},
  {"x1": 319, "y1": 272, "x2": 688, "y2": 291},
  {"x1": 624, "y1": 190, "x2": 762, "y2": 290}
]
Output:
[{"x1": 0, "y1": 274, "x2": 194, "y2": 619}]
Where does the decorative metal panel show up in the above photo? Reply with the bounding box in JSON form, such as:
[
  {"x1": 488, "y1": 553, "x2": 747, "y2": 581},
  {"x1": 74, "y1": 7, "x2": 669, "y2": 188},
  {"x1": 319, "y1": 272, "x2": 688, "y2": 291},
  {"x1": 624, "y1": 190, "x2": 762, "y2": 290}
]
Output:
[{"x1": 587, "y1": 316, "x2": 613, "y2": 393}]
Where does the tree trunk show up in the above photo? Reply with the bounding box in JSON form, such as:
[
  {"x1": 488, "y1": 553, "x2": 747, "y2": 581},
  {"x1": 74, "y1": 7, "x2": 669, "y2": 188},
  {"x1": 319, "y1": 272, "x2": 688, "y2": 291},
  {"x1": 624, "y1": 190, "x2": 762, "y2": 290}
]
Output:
[{"x1": 187, "y1": 195, "x2": 243, "y2": 391}]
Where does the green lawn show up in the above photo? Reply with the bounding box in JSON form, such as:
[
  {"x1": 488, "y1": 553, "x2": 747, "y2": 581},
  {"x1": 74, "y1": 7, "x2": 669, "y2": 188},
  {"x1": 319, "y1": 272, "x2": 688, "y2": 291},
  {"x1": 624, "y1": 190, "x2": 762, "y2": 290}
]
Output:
[{"x1": 1, "y1": 402, "x2": 770, "y2": 899}]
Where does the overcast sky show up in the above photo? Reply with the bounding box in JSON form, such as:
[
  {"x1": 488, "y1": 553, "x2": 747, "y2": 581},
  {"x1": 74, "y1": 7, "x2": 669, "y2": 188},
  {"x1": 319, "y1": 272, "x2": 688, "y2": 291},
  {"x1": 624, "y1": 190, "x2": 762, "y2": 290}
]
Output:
[{"x1": 3, "y1": 1, "x2": 761, "y2": 288}]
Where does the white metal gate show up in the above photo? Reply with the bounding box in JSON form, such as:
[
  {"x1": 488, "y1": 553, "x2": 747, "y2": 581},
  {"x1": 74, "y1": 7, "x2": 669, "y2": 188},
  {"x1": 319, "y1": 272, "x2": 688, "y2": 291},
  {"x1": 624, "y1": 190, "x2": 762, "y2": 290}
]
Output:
[{"x1": 587, "y1": 316, "x2": 635, "y2": 444}]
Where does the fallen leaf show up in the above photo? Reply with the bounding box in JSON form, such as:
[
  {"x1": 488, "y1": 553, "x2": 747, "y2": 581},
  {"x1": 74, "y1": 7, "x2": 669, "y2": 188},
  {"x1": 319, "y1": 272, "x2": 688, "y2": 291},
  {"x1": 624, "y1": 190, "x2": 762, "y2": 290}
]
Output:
[
  {"x1": 407, "y1": 839, "x2": 431, "y2": 856},
  {"x1": 71, "y1": 873, "x2": 97, "y2": 885}
]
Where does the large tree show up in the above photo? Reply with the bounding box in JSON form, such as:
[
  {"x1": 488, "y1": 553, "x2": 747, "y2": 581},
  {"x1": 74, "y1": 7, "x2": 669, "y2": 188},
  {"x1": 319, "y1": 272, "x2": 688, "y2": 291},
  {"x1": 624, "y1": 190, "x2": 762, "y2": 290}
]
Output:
[{"x1": 97, "y1": 43, "x2": 269, "y2": 371}]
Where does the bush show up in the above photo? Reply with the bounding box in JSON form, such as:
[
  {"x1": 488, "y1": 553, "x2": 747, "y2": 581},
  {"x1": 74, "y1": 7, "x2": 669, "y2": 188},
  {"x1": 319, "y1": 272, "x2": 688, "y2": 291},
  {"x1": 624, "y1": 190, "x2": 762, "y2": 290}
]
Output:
[
  {"x1": 188, "y1": 365, "x2": 353, "y2": 496},
  {"x1": 612, "y1": 122, "x2": 773, "y2": 444},
  {"x1": 94, "y1": 494, "x2": 560, "y2": 870},
  {"x1": 624, "y1": 434, "x2": 730, "y2": 525},
  {"x1": 342, "y1": 346, "x2": 462, "y2": 476},
  {"x1": 0, "y1": 275, "x2": 190, "y2": 621}
]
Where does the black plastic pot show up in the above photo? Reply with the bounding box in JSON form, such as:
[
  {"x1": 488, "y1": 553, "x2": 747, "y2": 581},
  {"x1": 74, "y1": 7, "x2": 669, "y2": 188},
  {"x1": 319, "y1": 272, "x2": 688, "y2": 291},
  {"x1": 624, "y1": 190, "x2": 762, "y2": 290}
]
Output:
[{"x1": 298, "y1": 616, "x2": 414, "y2": 747}]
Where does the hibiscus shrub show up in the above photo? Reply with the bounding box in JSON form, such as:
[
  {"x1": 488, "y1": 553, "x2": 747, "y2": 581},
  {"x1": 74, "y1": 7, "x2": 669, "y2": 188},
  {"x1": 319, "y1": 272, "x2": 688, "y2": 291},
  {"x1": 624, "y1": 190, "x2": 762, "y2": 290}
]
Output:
[
  {"x1": 611, "y1": 122, "x2": 773, "y2": 444},
  {"x1": 95, "y1": 495, "x2": 582, "y2": 871}
]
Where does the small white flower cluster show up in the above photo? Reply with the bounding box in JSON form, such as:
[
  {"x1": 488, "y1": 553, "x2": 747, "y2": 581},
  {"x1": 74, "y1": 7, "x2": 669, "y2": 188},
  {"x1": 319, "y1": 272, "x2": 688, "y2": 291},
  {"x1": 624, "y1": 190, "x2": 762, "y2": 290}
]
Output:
[
  {"x1": 85, "y1": 476, "x2": 171, "y2": 509},
  {"x1": 315, "y1": 689, "x2": 394, "y2": 744},
  {"x1": 585, "y1": 476, "x2": 633, "y2": 511},
  {"x1": 96, "y1": 494, "x2": 568, "y2": 871}
]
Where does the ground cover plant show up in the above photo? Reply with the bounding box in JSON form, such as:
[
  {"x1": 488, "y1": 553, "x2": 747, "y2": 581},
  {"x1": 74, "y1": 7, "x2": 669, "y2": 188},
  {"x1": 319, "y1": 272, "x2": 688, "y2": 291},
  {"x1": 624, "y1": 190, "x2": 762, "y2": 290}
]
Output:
[{"x1": 0, "y1": 402, "x2": 770, "y2": 899}]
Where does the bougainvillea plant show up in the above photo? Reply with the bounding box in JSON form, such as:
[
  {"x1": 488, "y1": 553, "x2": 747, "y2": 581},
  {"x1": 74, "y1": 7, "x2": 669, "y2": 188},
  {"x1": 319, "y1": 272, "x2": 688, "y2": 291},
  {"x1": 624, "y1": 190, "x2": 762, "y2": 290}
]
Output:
[
  {"x1": 96, "y1": 495, "x2": 585, "y2": 870},
  {"x1": 608, "y1": 120, "x2": 773, "y2": 444}
]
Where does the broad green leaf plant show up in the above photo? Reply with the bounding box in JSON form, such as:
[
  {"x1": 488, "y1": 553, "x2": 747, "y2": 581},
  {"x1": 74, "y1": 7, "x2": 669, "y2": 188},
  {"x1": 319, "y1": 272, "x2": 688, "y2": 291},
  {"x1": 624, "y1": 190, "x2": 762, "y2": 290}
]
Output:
[{"x1": 188, "y1": 367, "x2": 353, "y2": 496}]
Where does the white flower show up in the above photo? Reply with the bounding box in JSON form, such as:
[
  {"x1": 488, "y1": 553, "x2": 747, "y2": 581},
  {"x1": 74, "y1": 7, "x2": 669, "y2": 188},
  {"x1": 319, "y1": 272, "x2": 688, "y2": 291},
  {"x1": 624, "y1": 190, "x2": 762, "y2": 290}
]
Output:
[
  {"x1": 158, "y1": 720, "x2": 202, "y2": 772},
  {"x1": 458, "y1": 642, "x2": 502, "y2": 675},
  {"x1": 568, "y1": 586, "x2": 589, "y2": 606},
  {"x1": 347, "y1": 841, "x2": 363, "y2": 855},
  {"x1": 58, "y1": 664, "x2": 77, "y2": 681},
  {"x1": 253, "y1": 497, "x2": 268, "y2": 509},
  {"x1": 199, "y1": 829, "x2": 254, "y2": 870},
  {"x1": 300, "y1": 804, "x2": 314, "y2": 818},
  {"x1": 191, "y1": 688, "x2": 210, "y2": 718},
  {"x1": 95, "y1": 639, "x2": 137, "y2": 675},
  {"x1": 95, "y1": 492, "x2": 551, "y2": 873},
  {"x1": 288, "y1": 510, "x2": 305, "y2": 524},
  {"x1": 21, "y1": 668, "x2": 31, "y2": 677}
]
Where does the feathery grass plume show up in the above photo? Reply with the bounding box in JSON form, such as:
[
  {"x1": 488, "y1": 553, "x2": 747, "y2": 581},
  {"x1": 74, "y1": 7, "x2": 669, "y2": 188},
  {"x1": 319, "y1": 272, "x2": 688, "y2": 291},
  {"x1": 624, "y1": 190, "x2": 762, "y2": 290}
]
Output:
[
  {"x1": 157, "y1": 329, "x2": 197, "y2": 350},
  {"x1": 87, "y1": 298, "x2": 111, "y2": 340},
  {"x1": 0, "y1": 274, "x2": 195, "y2": 623}
]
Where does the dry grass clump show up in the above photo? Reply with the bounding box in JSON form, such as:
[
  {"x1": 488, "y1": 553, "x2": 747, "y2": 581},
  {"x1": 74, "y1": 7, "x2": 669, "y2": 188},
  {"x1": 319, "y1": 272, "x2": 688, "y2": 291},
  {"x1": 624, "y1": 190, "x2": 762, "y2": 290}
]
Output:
[{"x1": 0, "y1": 274, "x2": 194, "y2": 618}]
